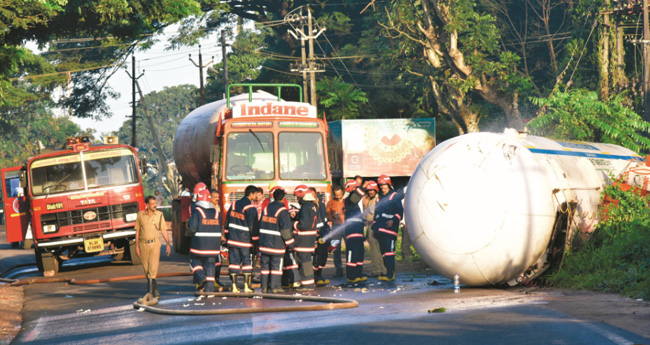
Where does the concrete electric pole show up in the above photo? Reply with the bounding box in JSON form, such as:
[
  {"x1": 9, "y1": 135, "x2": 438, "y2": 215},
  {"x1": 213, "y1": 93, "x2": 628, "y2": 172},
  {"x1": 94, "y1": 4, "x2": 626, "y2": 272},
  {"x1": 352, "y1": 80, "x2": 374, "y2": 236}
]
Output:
[{"x1": 189, "y1": 45, "x2": 213, "y2": 105}]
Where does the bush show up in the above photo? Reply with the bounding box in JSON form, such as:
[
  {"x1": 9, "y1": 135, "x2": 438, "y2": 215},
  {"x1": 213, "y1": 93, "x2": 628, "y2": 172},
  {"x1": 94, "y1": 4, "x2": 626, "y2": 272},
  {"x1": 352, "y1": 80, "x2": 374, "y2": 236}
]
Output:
[{"x1": 550, "y1": 179, "x2": 650, "y2": 300}]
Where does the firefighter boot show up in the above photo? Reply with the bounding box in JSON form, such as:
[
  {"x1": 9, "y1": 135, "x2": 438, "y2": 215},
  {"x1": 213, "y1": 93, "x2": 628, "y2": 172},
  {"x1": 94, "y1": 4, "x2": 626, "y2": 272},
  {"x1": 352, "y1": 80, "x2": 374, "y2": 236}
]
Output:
[
  {"x1": 146, "y1": 278, "x2": 152, "y2": 296},
  {"x1": 230, "y1": 274, "x2": 240, "y2": 293},
  {"x1": 243, "y1": 273, "x2": 254, "y2": 293},
  {"x1": 152, "y1": 279, "x2": 160, "y2": 298}
]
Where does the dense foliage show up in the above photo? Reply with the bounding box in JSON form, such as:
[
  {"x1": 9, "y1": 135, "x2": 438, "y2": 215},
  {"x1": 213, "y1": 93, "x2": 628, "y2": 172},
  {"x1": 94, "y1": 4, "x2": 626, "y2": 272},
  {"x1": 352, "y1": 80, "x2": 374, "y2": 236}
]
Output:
[{"x1": 552, "y1": 180, "x2": 650, "y2": 299}]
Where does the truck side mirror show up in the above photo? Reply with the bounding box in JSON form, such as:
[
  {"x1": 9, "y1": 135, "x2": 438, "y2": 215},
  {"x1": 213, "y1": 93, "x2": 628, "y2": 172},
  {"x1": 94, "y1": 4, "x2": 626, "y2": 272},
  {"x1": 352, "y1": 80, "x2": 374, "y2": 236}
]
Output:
[{"x1": 19, "y1": 170, "x2": 27, "y2": 188}]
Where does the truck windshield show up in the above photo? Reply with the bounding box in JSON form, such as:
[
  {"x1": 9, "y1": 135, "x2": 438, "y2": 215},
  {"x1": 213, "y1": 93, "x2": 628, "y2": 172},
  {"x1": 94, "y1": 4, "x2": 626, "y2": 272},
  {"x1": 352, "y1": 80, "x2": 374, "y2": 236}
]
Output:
[
  {"x1": 30, "y1": 148, "x2": 138, "y2": 196},
  {"x1": 279, "y1": 132, "x2": 327, "y2": 180},
  {"x1": 226, "y1": 132, "x2": 274, "y2": 180}
]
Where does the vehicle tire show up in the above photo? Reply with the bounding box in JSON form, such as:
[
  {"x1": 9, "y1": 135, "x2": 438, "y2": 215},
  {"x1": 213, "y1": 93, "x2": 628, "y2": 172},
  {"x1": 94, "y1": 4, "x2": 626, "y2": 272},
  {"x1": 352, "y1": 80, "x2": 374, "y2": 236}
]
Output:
[
  {"x1": 22, "y1": 239, "x2": 33, "y2": 250},
  {"x1": 41, "y1": 252, "x2": 60, "y2": 274},
  {"x1": 34, "y1": 247, "x2": 44, "y2": 271},
  {"x1": 128, "y1": 239, "x2": 142, "y2": 265}
]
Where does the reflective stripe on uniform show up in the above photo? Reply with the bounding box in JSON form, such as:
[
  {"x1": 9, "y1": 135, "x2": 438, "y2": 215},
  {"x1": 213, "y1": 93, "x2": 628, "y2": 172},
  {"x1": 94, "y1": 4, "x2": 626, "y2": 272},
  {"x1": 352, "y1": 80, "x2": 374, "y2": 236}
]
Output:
[
  {"x1": 347, "y1": 218, "x2": 363, "y2": 223},
  {"x1": 294, "y1": 230, "x2": 318, "y2": 236},
  {"x1": 190, "y1": 248, "x2": 221, "y2": 255},
  {"x1": 229, "y1": 223, "x2": 249, "y2": 232},
  {"x1": 379, "y1": 228, "x2": 398, "y2": 236},
  {"x1": 259, "y1": 247, "x2": 285, "y2": 254},
  {"x1": 194, "y1": 232, "x2": 221, "y2": 237},
  {"x1": 260, "y1": 229, "x2": 281, "y2": 236},
  {"x1": 346, "y1": 233, "x2": 364, "y2": 240},
  {"x1": 228, "y1": 239, "x2": 253, "y2": 248}
]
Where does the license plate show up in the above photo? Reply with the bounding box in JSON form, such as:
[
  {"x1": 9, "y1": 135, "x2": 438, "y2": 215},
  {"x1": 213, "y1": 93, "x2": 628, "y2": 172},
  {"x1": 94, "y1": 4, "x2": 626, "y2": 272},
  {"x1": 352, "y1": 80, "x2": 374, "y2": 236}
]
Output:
[{"x1": 84, "y1": 236, "x2": 104, "y2": 253}]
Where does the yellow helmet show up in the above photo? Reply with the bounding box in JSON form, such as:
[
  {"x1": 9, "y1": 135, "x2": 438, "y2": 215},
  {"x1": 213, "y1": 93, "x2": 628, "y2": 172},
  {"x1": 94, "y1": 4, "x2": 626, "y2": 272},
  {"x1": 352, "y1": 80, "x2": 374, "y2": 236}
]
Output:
[{"x1": 268, "y1": 181, "x2": 279, "y2": 192}]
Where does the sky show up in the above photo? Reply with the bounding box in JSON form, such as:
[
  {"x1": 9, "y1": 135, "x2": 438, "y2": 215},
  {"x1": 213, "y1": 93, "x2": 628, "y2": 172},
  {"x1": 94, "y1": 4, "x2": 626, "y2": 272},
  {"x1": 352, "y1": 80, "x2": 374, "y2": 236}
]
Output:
[{"x1": 70, "y1": 26, "x2": 224, "y2": 136}]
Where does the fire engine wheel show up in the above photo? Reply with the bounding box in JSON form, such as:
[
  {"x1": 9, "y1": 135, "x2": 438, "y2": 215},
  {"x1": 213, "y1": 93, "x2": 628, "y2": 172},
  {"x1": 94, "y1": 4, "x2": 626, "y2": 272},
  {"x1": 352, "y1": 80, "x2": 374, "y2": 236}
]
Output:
[{"x1": 128, "y1": 240, "x2": 142, "y2": 265}]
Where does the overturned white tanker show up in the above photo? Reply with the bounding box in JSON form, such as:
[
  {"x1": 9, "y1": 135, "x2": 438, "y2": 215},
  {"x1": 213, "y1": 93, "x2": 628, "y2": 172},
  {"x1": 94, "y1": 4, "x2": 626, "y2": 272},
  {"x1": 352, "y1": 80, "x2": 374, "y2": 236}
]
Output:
[{"x1": 405, "y1": 129, "x2": 648, "y2": 286}]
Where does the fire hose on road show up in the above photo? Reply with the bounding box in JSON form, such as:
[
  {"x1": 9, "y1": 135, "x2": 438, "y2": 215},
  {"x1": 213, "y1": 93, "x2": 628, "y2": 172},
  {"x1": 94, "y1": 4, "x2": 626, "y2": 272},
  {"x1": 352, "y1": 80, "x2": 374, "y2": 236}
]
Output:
[
  {"x1": 1, "y1": 264, "x2": 359, "y2": 315},
  {"x1": 133, "y1": 291, "x2": 359, "y2": 315}
]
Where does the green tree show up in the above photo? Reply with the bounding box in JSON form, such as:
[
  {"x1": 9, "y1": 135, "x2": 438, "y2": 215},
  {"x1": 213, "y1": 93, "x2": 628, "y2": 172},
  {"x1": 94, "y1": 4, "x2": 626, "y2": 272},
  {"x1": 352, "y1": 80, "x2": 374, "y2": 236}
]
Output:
[
  {"x1": 527, "y1": 89, "x2": 650, "y2": 152},
  {"x1": 1, "y1": 0, "x2": 215, "y2": 119},
  {"x1": 205, "y1": 28, "x2": 269, "y2": 102},
  {"x1": 317, "y1": 76, "x2": 368, "y2": 120},
  {"x1": 0, "y1": 110, "x2": 92, "y2": 168},
  {"x1": 113, "y1": 84, "x2": 198, "y2": 199}
]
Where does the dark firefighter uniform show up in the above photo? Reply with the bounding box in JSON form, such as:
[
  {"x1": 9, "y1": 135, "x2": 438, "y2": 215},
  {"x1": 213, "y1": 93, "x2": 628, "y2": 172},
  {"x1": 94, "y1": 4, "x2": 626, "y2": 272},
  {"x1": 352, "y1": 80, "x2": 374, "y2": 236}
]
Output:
[
  {"x1": 312, "y1": 192, "x2": 331, "y2": 285},
  {"x1": 372, "y1": 189, "x2": 403, "y2": 281},
  {"x1": 344, "y1": 184, "x2": 366, "y2": 282},
  {"x1": 225, "y1": 197, "x2": 259, "y2": 276},
  {"x1": 259, "y1": 201, "x2": 295, "y2": 292},
  {"x1": 187, "y1": 205, "x2": 222, "y2": 292},
  {"x1": 293, "y1": 198, "x2": 319, "y2": 289}
]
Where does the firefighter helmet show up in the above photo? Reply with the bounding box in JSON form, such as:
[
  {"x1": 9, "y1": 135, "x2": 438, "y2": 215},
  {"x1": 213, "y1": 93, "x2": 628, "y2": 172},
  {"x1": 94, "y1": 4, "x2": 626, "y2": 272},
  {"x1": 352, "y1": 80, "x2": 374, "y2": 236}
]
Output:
[
  {"x1": 196, "y1": 188, "x2": 211, "y2": 202},
  {"x1": 377, "y1": 174, "x2": 392, "y2": 186},
  {"x1": 366, "y1": 181, "x2": 379, "y2": 191},
  {"x1": 293, "y1": 184, "x2": 310, "y2": 198},
  {"x1": 345, "y1": 180, "x2": 359, "y2": 192},
  {"x1": 193, "y1": 182, "x2": 207, "y2": 195}
]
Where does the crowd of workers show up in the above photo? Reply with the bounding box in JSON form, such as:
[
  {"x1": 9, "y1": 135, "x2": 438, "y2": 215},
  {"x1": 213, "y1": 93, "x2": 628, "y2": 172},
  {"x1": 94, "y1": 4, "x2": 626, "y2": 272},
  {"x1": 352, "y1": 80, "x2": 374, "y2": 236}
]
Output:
[{"x1": 135, "y1": 174, "x2": 408, "y2": 297}]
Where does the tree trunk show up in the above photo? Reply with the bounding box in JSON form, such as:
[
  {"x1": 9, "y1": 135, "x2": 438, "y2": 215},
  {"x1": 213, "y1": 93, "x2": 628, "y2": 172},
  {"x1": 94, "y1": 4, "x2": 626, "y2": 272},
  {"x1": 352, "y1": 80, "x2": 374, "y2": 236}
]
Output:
[{"x1": 599, "y1": 1, "x2": 610, "y2": 100}]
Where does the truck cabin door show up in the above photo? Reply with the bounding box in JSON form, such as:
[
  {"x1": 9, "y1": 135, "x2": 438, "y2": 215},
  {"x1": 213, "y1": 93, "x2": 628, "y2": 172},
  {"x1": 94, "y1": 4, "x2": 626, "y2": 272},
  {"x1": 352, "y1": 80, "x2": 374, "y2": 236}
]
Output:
[{"x1": 1, "y1": 167, "x2": 30, "y2": 243}]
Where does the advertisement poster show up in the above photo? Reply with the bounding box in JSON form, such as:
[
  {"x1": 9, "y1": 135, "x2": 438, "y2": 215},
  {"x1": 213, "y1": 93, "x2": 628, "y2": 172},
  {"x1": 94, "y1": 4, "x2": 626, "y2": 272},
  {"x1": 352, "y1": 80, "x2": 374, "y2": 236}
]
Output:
[{"x1": 328, "y1": 119, "x2": 436, "y2": 178}]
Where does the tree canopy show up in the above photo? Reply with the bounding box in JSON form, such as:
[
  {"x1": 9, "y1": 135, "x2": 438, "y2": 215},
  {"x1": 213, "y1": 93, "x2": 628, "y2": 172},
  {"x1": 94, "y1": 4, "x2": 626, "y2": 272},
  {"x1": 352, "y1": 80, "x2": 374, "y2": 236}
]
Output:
[{"x1": 3, "y1": 0, "x2": 650, "y2": 176}]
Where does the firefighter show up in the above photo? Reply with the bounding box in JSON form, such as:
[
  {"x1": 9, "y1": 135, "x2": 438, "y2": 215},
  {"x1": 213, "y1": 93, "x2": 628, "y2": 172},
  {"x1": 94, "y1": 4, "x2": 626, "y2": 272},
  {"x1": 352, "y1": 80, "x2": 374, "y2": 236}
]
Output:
[
  {"x1": 224, "y1": 185, "x2": 259, "y2": 293},
  {"x1": 135, "y1": 196, "x2": 171, "y2": 299},
  {"x1": 311, "y1": 187, "x2": 331, "y2": 286},
  {"x1": 292, "y1": 184, "x2": 319, "y2": 290},
  {"x1": 363, "y1": 180, "x2": 386, "y2": 277},
  {"x1": 344, "y1": 180, "x2": 366, "y2": 283},
  {"x1": 372, "y1": 174, "x2": 403, "y2": 282},
  {"x1": 187, "y1": 189, "x2": 222, "y2": 292},
  {"x1": 259, "y1": 186, "x2": 295, "y2": 293}
]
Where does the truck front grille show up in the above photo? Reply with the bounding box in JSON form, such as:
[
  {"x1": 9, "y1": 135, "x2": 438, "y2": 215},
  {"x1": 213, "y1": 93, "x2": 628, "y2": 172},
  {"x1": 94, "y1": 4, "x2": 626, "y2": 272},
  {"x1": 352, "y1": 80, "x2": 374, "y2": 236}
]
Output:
[{"x1": 41, "y1": 202, "x2": 140, "y2": 229}]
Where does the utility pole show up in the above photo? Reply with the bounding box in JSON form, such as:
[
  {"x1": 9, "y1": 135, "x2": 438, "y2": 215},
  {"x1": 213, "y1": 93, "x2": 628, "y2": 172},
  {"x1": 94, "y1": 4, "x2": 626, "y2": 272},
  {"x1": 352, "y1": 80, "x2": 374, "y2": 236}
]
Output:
[
  {"x1": 221, "y1": 31, "x2": 229, "y2": 89},
  {"x1": 300, "y1": 8, "x2": 308, "y2": 102},
  {"x1": 308, "y1": 7, "x2": 317, "y2": 107},
  {"x1": 125, "y1": 55, "x2": 144, "y2": 148},
  {"x1": 287, "y1": 6, "x2": 325, "y2": 106},
  {"x1": 189, "y1": 45, "x2": 213, "y2": 105}
]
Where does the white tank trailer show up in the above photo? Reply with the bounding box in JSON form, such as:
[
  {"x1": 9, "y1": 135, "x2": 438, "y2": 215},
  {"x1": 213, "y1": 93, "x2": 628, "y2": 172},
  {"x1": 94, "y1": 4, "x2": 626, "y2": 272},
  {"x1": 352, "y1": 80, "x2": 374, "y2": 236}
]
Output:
[{"x1": 405, "y1": 129, "x2": 649, "y2": 286}]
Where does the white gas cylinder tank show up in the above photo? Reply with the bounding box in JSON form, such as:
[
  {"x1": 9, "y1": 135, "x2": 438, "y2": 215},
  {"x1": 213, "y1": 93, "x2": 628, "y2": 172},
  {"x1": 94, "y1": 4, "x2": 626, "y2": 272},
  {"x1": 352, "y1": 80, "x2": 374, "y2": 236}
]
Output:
[{"x1": 405, "y1": 129, "x2": 643, "y2": 286}]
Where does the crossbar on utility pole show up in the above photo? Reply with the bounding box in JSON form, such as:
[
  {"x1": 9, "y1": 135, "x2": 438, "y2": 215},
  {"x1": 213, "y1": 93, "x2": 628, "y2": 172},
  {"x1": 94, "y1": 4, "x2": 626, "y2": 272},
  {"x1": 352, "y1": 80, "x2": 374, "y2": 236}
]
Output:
[{"x1": 189, "y1": 45, "x2": 213, "y2": 105}]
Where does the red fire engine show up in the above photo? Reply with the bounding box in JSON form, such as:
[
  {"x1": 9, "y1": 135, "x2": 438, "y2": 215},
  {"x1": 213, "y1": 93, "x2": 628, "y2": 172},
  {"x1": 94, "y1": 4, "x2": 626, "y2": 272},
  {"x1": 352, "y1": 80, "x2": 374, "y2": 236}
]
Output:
[{"x1": 1, "y1": 136, "x2": 146, "y2": 274}]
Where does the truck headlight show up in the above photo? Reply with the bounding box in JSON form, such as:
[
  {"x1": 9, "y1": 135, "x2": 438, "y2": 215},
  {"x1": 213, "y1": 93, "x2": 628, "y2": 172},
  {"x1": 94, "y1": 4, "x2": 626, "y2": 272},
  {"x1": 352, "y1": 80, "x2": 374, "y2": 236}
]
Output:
[
  {"x1": 43, "y1": 224, "x2": 57, "y2": 233},
  {"x1": 125, "y1": 213, "x2": 138, "y2": 222}
]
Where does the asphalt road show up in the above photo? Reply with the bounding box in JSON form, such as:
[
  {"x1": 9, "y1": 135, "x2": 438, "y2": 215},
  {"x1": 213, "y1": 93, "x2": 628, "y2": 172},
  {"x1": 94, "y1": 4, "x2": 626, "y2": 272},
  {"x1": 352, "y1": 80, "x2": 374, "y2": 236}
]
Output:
[{"x1": 1, "y1": 229, "x2": 649, "y2": 345}]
